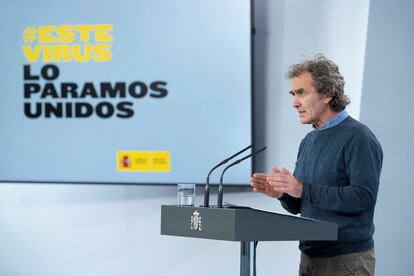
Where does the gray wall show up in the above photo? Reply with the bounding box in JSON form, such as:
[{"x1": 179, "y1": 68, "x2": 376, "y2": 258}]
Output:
[
  {"x1": 360, "y1": 0, "x2": 414, "y2": 275},
  {"x1": 0, "y1": 0, "x2": 412, "y2": 275}
]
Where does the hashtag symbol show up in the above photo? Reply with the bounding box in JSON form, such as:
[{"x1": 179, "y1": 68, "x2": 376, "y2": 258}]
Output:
[{"x1": 23, "y1": 26, "x2": 37, "y2": 43}]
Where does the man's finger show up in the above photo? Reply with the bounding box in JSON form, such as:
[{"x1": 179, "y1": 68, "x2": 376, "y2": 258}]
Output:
[
  {"x1": 272, "y1": 166, "x2": 281, "y2": 174},
  {"x1": 267, "y1": 174, "x2": 289, "y2": 183},
  {"x1": 252, "y1": 173, "x2": 269, "y2": 179},
  {"x1": 251, "y1": 178, "x2": 268, "y2": 185},
  {"x1": 281, "y1": 167, "x2": 292, "y2": 175}
]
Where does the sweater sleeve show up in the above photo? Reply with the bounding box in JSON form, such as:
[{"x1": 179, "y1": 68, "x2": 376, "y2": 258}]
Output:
[
  {"x1": 301, "y1": 130, "x2": 383, "y2": 214},
  {"x1": 279, "y1": 194, "x2": 301, "y2": 214}
]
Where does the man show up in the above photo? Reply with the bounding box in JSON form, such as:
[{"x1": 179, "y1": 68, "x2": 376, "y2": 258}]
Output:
[{"x1": 251, "y1": 55, "x2": 383, "y2": 276}]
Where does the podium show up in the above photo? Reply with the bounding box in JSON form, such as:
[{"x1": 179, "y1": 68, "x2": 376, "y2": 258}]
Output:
[{"x1": 161, "y1": 205, "x2": 337, "y2": 276}]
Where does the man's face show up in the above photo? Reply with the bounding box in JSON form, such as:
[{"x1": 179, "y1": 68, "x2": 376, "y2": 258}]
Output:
[{"x1": 289, "y1": 71, "x2": 332, "y2": 128}]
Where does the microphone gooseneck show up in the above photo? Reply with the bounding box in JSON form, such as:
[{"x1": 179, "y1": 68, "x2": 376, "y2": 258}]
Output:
[
  {"x1": 203, "y1": 145, "x2": 252, "y2": 207},
  {"x1": 217, "y1": 146, "x2": 267, "y2": 208}
]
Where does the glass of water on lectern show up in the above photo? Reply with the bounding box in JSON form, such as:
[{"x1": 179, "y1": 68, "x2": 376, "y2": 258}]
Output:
[{"x1": 177, "y1": 184, "x2": 195, "y2": 206}]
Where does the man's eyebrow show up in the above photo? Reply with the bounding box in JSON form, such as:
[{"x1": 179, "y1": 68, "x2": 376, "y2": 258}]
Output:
[{"x1": 289, "y1": 88, "x2": 305, "y2": 95}]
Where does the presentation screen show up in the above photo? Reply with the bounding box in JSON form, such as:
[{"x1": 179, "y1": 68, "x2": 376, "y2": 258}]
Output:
[{"x1": 0, "y1": 0, "x2": 253, "y2": 185}]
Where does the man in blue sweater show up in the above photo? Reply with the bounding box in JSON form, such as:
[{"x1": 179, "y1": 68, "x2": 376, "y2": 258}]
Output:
[{"x1": 251, "y1": 55, "x2": 383, "y2": 276}]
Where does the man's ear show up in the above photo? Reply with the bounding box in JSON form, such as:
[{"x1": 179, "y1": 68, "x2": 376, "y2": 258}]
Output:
[{"x1": 323, "y1": 96, "x2": 333, "y2": 104}]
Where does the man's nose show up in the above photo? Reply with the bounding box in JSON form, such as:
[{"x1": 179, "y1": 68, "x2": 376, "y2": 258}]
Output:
[{"x1": 293, "y1": 97, "x2": 300, "y2": 108}]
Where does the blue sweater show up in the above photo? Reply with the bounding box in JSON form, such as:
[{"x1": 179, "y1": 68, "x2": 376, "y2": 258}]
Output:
[{"x1": 280, "y1": 116, "x2": 383, "y2": 257}]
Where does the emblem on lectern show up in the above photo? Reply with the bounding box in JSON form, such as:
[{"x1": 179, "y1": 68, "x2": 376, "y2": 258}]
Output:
[{"x1": 190, "y1": 210, "x2": 202, "y2": 231}]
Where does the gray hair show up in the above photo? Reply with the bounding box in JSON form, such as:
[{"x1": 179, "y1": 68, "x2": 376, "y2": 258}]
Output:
[{"x1": 288, "y1": 54, "x2": 350, "y2": 112}]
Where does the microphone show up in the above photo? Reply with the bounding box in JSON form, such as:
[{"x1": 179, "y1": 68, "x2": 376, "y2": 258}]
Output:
[
  {"x1": 217, "y1": 146, "x2": 267, "y2": 208},
  {"x1": 203, "y1": 145, "x2": 252, "y2": 207}
]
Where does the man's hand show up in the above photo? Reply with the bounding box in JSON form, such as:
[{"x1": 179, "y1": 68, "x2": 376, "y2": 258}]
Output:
[
  {"x1": 250, "y1": 166, "x2": 284, "y2": 199},
  {"x1": 267, "y1": 167, "x2": 303, "y2": 198}
]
